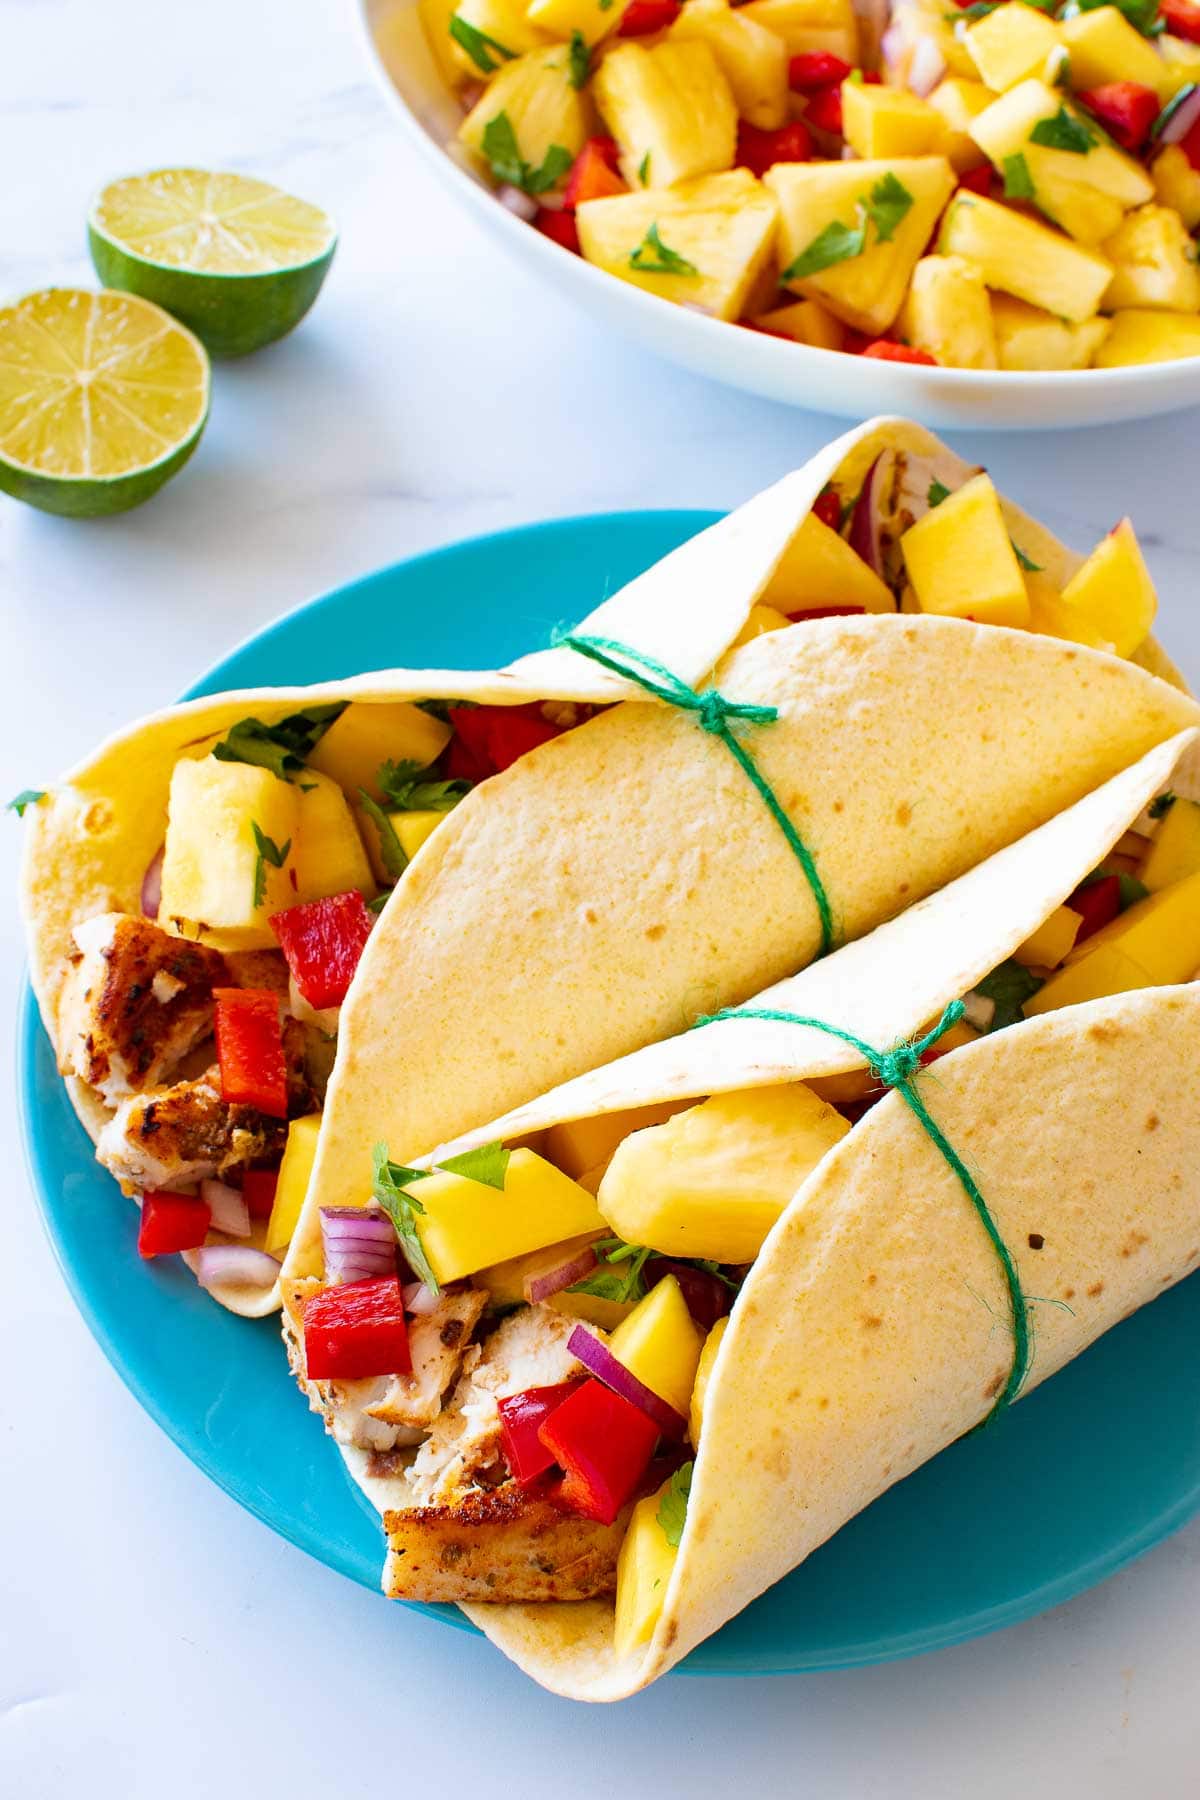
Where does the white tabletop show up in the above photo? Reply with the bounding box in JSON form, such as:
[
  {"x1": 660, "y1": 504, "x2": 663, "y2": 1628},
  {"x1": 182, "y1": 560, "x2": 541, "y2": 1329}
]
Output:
[{"x1": 3, "y1": 1, "x2": 1200, "y2": 1792}]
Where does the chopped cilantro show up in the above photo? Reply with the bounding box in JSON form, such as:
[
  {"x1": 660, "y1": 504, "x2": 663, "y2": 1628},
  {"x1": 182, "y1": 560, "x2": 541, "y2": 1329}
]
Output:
[
  {"x1": 694, "y1": 1258, "x2": 741, "y2": 1291},
  {"x1": 366, "y1": 891, "x2": 390, "y2": 914},
  {"x1": 213, "y1": 702, "x2": 346, "y2": 783},
  {"x1": 927, "y1": 480, "x2": 951, "y2": 508},
  {"x1": 436, "y1": 1142, "x2": 511, "y2": 1189},
  {"x1": 1116, "y1": 870, "x2": 1150, "y2": 910},
  {"x1": 1029, "y1": 105, "x2": 1094, "y2": 155},
  {"x1": 782, "y1": 173, "x2": 912, "y2": 280},
  {"x1": 1063, "y1": 0, "x2": 1162, "y2": 33},
  {"x1": 570, "y1": 1236, "x2": 654, "y2": 1304},
  {"x1": 7, "y1": 789, "x2": 45, "y2": 817},
  {"x1": 947, "y1": 1, "x2": 998, "y2": 19},
  {"x1": 357, "y1": 790, "x2": 408, "y2": 881},
  {"x1": 250, "y1": 821, "x2": 290, "y2": 909},
  {"x1": 629, "y1": 222, "x2": 699, "y2": 276},
  {"x1": 1011, "y1": 538, "x2": 1042, "y2": 573},
  {"x1": 657, "y1": 1462, "x2": 693, "y2": 1548},
  {"x1": 482, "y1": 111, "x2": 572, "y2": 195},
  {"x1": 864, "y1": 171, "x2": 914, "y2": 244},
  {"x1": 377, "y1": 758, "x2": 470, "y2": 813},
  {"x1": 448, "y1": 13, "x2": 515, "y2": 73},
  {"x1": 1002, "y1": 152, "x2": 1036, "y2": 202},
  {"x1": 1148, "y1": 791, "x2": 1177, "y2": 820},
  {"x1": 371, "y1": 1142, "x2": 438, "y2": 1292},
  {"x1": 599, "y1": 0, "x2": 615, "y2": 9},
  {"x1": 567, "y1": 29, "x2": 591, "y2": 90},
  {"x1": 638, "y1": 150, "x2": 651, "y2": 186},
  {"x1": 1049, "y1": 47, "x2": 1071, "y2": 87},
  {"x1": 974, "y1": 958, "x2": 1044, "y2": 1032}
]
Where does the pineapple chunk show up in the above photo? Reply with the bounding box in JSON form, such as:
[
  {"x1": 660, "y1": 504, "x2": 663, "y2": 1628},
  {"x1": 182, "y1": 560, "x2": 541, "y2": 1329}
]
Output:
[
  {"x1": 1152, "y1": 145, "x2": 1200, "y2": 234},
  {"x1": 940, "y1": 193, "x2": 1112, "y2": 321},
  {"x1": 898, "y1": 254, "x2": 998, "y2": 369},
  {"x1": 990, "y1": 294, "x2": 1109, "y2": 370},
  {"x1": 592, "y1": 41, "x2": 737, "y2": 190},
  {"x1": 447, "y1": 0, "x2": 549, "y2": 77},
  {"x1": 761, "y1": 509, "x2": 895, "y2": 614},
  {"x1": 767, "y1": 156, "x2": 955, "y2": 334},
  {"x1": 842, "y1": 82, "x2": 947, "y2": 160},
  {"x1": 1025, "y1": 570, "x2": 1117, "y2": 652},
  {"x1": 614, "y1": 1482, "x2": 678, "y2": 1660},
  {"x1": 265, "y1": 1115, "x2": 323, "y2": 1256},
  {"x1": 969, "y1": 81, "x2": 1153, "y2": 213},
  {"x1": 161, "y1": 757, "x2": 299, "y2": 951},
  {"x1": 1014, "y1": 903, "x2": 1082, "y2": 970},
  {"x1": 900, "y1": 473, "x2": 1030, "y2": 630},
  {"x1": 1093, "y1": 308, "x2": 1200, "y2": 366},
  {"x1": 597, "y1": 1083, "x2": 849, "y2": 1264},
  {"x1": 459, "y1": 45, "x2": 591, "y2": 175},
  {"x1": 306, "y1": 701, "x2": 451, "y2": 805},
  {"x1": 1052, "y1": 518, "x2": 1157, "y2": 660},
  {"x1": 527, "y1": 0, "x2": 628, "y2": 47},
  {"x1": 1160, "y1": 33, "x2": 1200, "y2": 99},
  {"x1": 688, "y1": 1314, "x2": 727, "y2": 1447},
  {"x1": 1025, "y1": 870, "x2": 1200, "y2": 1015},
  {"x1": 1141, "y1": 797, "x2": 1200, "y2": 892},
  {"x1": 730, "y1": 602, "x2": 792, "y2": 646},
  {"x1": 669, "y1": 0, "x2": 788, "y2": 130},
  {"x1": 544, "y1": 1101, "x2": 685, "y2": 1181},
  {"x1": 608, "y1": 1275, "x2": 705, "y2": 1418},
  {"x1": 1060, "y1": 7, "x2": 1174, "y2": 101},
  {"x1": 291, "y1": 771, "x2": 374, "y2": 905},
  {"x1": 577, "y1": 170, "x2": 778, "y2": 322},
  {"x1": 739, "y1": 0, "x2": 858, "y2": 62},
  {"x1": 414, "y1": 1148, "x2": 605, "y2": 1284},
  {"x1": 420, "y1": 0, "x2": 466, "y2": 87},
  {"x1": 1021, "y1": 167, "x2": 1125, "y2": 252},
  {"x1": 965, "y1": 2, "x2": 1061, "y2": 92},
  {"x1": 927, "y1": 77, "x2": 992, "y2": 173},
  {"x1": 1102, "y1": 205, "x2": 1200, "y2": 314},
  {"x1": 754, "y1": 296, "x2": 846, "y2": 349}
]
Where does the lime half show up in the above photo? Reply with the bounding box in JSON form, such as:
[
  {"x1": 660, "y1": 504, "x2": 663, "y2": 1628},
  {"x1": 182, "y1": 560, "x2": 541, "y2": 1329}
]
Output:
[
  {"x1": 0, "y1": 288, "x2": 210, "y2": 518},
  {"x1": 89, "y1": 169, "x2": 337, "y2": 358}
]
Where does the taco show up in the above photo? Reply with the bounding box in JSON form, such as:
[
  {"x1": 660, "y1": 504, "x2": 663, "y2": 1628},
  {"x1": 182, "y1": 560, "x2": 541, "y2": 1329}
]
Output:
[{"x1": 279, "y1": 728, "x2": 1200, "y2": 1695}]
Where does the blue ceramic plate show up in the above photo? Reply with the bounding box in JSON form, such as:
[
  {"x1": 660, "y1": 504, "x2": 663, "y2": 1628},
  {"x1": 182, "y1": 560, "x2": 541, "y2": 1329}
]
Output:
[{"x1": 19, "y1": 512, "x2": 1200, "y2": 1675}]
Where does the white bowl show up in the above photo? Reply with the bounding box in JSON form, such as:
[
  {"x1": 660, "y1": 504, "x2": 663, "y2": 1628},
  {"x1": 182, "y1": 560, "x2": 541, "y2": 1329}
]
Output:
[{"x1": 359, "y1": 0, "x2": 1200, "y2": 432}]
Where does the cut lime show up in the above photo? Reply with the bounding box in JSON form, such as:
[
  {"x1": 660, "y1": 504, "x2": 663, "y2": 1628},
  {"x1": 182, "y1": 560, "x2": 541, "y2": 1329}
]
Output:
[
  {"x1": 88, "y1": 169, "x2": 337, "y2": 358},
  {"x1": 0, "y1": 288, "x2": 210, "y2": 518}
]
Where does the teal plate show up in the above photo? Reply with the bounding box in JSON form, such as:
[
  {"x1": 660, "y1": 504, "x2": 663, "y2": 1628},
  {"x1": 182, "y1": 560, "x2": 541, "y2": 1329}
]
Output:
[{"x1": 18, "y1": 512, "x2": 1200, "y2": 1676}]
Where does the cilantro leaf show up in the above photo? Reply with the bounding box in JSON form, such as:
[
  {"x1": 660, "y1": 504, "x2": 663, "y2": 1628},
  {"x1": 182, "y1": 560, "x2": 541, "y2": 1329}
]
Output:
[
  {"x1": 782, "y1": 217, "x2": 866, "y2": 281},
  {"x1": 947, "y1": 2, "x2": 998, "y2": 20},
  {"x1": 357, "y1": 790, "x2": 408, "y2": 882},
  {"x1": 436, "y1": 1142, "x2": 511, "y2": 1189},
  {"x1": 568, "y1": 29, "x2": 591, "y2": 89},
  {"x1": 1002, "y1": 151, "x2": 1035, "y2": 202},
  {"x1": 448, "y1": 13, "x2": 515, "y2": 73},
  {"x1": 927, "y1": 480, "x2": 951, "y2": 508},
  {"x1": 481, "y1": 111, "x2": 571, "y2": 195},
  {"x1": 1148, "y1": 791, "x2": 1177, "y2": 820},
  {"x1": 629, "y1": 222, "x2": 699, "y2": 276},
  {"x1": 863, "y1": 171, "x2": 914, "y2": 244},
  {"x1": 1065, "y1": 0, "x2": 1162, "y2": 33},
  {"x1": 7, "y1": 789, "x2": 45, "y2": 817},
  {"x1": 377, "y1": 758, "x2": 470, "y2": 814},
  {"x1": 974, "y1": 959, "x2": 1044, "y2": 1032},
  {"x1": 1116, "y1": 870, "x2": 1149, "y2": 910},
  {"x1": 657, "y1": 1461, "x2": 694, "y2": 1548},
  {"x1": 213, "y1": 703, "x2": 346, "y2": 783},
  {"x1": 371, "y1": 1142, "x2": 439, "y2": 1292},
  {"x1": 528, "y1": 144, "x2": 574, "y2": 195},
  {"x1": 1011, "y1": 538, "x2": 1042, "y2": 573},
  {"x1": 569, "y1": 1236, "x2": 653, "y2": 1304},
  {"x1": 638, "y1": 150, "x2": 651, "y2": 186},
  {"x1": 251, "y1": 821, "x2": 290, "y2": 910},
  {"x1": 366, "y1": 891, "x2": 390, "y2": 914},
  {"x1": 1030, "y1": 105, "x2": 1095, "y2": 155}
]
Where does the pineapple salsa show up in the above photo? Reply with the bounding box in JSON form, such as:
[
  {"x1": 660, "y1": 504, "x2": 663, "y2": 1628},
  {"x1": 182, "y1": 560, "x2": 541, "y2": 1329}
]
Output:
[{"x1": 422, "y1": 0, "x2": 1200, "y2": 368}]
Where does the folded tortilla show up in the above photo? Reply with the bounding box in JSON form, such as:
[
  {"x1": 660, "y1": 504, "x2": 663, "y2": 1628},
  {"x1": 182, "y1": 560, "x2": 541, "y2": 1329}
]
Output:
[{"x1": 301, "y1": 728, "x2": 1198, "y2": 1696}]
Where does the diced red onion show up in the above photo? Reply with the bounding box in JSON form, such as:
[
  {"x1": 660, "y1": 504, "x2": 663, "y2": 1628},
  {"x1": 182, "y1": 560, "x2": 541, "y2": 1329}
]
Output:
[
  {"x1": 497, "y1": 184, "x2": 538, "y2": 222},
  {"x1": 961, "y1": 989, "x2": 997, "y2": 1032},
  {"x1": 459, "y1": 81, "x2": 485, "y2": 112},
  {"x1": 194, "y1": 1245, "x2": 280, "y2": 1292},
  {"x1": 645, "y1": 1260, "x2": 731, "y2": 1331},
  {"x1": 907, "y1": 37, "x2": 946, "y2": 97},
  {"x1": 1161, "y1": 85, "x2": 1200, "y2": 147},
  {"x1": 848, "y1": 452, "x2": 887, "y2": 577},
  {"x1": 566, "y1": 1325, "x2": 687, "y2": 1440},
  {"x1": 141, "y1": 848, "x2": 163, "y2": 920},
  {"x1": 320, "y1": 1206, "x2": 397, "y2": 1285},
  {"x1": 200, "y1": 1178, "x2": 250, "y2": 1239},
  {"x1": 524, "y1": 1245, "x2": 599, "y2": 1305},
  {"x1": 402, "y1": 1281, "x2": 439, "y2": 1316},
  {"x1": 879, "y1": 21, "x2": 904, "y2": 69}
]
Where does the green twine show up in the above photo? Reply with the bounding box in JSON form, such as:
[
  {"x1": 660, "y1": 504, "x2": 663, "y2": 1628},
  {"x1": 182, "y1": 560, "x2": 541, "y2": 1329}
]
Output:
[
  {"x1": 692, "y1": 998, "x2": 1031, "y2": 1425},
  {"x1": 555, "y1": 630, "x2": 835, "y2": 957}
]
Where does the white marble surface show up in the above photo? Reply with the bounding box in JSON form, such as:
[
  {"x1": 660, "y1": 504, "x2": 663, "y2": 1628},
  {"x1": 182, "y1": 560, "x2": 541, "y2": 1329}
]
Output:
[{"x1": 3, "y1": 0, "x2": 1200, "y2": 1793}]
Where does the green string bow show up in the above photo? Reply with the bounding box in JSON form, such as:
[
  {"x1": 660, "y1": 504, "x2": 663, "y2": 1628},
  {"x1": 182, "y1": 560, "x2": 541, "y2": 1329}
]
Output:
[
  {"x1": 693, "y1": 998, "x2": 1031, "y2": 1425},
  {"x1": 555, "y1": 629, "x2": 835, "y2": 956}
]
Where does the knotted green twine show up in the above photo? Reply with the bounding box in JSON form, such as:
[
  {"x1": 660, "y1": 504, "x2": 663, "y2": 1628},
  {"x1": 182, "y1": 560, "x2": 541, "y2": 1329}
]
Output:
[
  {"x1": 555, "y1": 630, "x2": 835, "y2": 956},
  {"x1": 692, "y1": 998, "x2": 1031, "y2": 1424}
]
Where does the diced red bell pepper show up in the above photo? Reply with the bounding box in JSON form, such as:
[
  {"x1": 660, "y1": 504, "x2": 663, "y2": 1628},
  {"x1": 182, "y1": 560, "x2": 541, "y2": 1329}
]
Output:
[
  {"x1": 138, "y1": 1190, "x2": 212, "y2": 1259},
  {"x1": 498, "y1": 1378, "x2": 585, "y2": 1485},
  {"x1": 618, "y1": 0, "x2": 680, "y2": 32},
  {"x1": 812, "y1": 486, "x2": 842, "y2": 532},
  {"x1": 538, "y1": 1377, "x2": 659, "y2": 1525},
  {"x1": 1161, "y1": 0, "x2": 1200, "y2": 42},
  {"x1": 446, "y1": 702, "x2": 564, "y2": 777},
  {"x1": 536, "y1": 208, "x2": 581, "y2": 253},
  {"x1": 789, "y1": 51, "x2": 851, "y2": 91},
  {"x1": 1068, "y1": 873, "x2": 1121, "y2": 943},
  {"x1": 860, "y1": 340, "x2": 938, "y2": 365},
  {"x1": 241, "y1": 1169, "x2": 279, "y2": 1220},
  {"x1": 212, "y1": 987, "x2": 288, "y2": 1119},
  {"x1": 303, "y1": 1275, "x2": 411, "y2": 1381},
  {"x1": 564, "y1": 137, "x2": 626, "y2": 208},
  {"x1": 958, "y1": 164, "x2": 993, "y2": 197},
  {"x1": 787, "y1": 604, "x2": 868, "y2": 620},
  {"x1": 270, "y1": 889, "x2": 373, "y2": 1011},
  {"x1": 804, "y1": 82, "x2": 844, "y2": 136},
  {"x1": 1076, "y1": 82, "x2": 1159, "y2": 154},
  {"x1": 736, "y1": 118, "x2": 812, "y2": 177}
]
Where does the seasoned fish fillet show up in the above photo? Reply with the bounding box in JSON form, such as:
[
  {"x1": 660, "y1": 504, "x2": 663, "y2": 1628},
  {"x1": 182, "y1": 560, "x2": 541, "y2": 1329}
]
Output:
[
  {"x1": 383, "y1": 1484, "x2": 628, "y2": 1603},
  {"x1": 97, "y1": 1068, "x2": 289, "y2": 1190}
]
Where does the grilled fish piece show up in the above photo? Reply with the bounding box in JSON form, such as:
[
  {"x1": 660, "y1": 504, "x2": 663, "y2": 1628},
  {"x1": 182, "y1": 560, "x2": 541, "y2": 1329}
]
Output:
[
  {"x1": 383, "y1": 1484, "x2": 627, "y2": 1603},
  {"x1": 97, "y1": 1067, "x2": 289, "y2": 1190}
]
